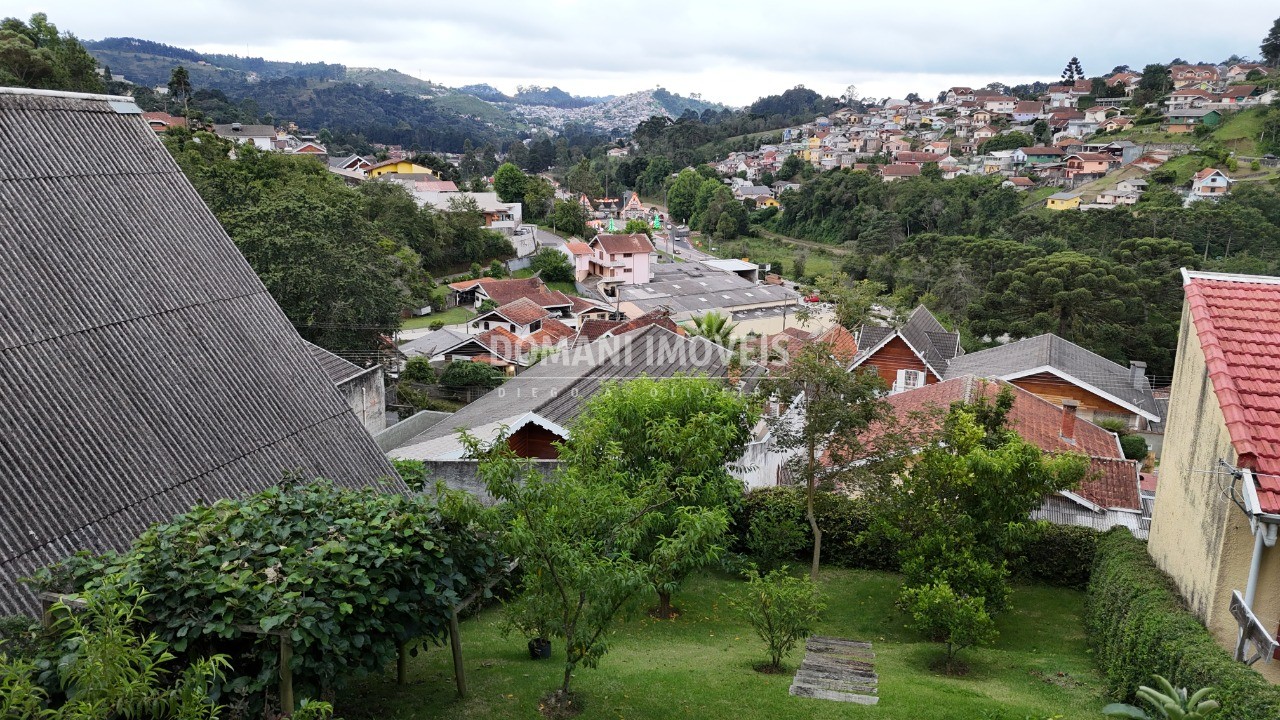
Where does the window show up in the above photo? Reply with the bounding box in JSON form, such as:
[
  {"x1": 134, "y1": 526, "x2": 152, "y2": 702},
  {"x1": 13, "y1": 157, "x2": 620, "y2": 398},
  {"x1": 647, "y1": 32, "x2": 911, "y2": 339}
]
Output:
[
  {"x1": 624, "y1": 253, "x2": 632, "y2": 258},
  {"x1": 483, "y1": 321, "x2": 490, "y2": 330},
  {"x1": 530, "y1": 319, "x2": 542, "y2": 332},
  {"x1": 893, "y1": 369, "x2": 925, "y2": 394}
]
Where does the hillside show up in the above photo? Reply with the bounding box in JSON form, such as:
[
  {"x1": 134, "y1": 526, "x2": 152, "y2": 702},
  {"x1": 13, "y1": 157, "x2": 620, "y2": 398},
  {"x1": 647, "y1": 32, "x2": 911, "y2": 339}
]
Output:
[{"x1": 83, "y1": 36, "x2": 719, "y2": 142}]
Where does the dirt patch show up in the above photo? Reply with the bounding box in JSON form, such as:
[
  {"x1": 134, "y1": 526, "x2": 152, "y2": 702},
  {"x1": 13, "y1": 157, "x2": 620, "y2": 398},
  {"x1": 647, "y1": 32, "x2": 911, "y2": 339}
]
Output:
[
  {"x1": 753, "y1": 661, "x2": 788, "y2": 674},
  {"x1": 1029, "y1": 669, "x2": 1085, "y2": 688},
  {"x1": 539, "y1": 690, "x2": 583, "y2": 719}
]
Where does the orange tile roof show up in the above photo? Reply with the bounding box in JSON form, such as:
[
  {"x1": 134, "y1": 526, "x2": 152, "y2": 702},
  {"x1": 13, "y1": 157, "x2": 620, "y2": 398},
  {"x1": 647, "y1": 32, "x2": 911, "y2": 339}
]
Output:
[
  {"x1": 565, "y1": 241, "x2": 593, "y2": 255},
  {"x1": 592, "y1": 233, "x2": 655, "y2": 255},
  {"x1": 1184, "y1": 273, "x2": 1280, "y2": 512}
]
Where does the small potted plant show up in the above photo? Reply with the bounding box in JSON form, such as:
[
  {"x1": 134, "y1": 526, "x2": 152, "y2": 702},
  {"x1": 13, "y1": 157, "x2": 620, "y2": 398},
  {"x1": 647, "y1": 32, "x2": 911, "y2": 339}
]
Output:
[{"x1": 504, "y1": 610, "x2": 552, "y2": 660}]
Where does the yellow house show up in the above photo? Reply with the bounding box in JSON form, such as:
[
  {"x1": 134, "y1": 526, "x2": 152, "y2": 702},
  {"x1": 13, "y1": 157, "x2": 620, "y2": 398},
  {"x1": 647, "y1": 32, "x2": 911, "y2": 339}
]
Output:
[
  {"x1": 755, "y1": 196, "x2": 780, "y2": 208},
  {"x1": 1045, "y1": 191, "x2": 1081, "y2": 210},
  {"x1": 367, "y1": 160, "x2": 437, "y2": 179},
  {"x1": 1148, "y1": 270, "x2": 1280, "y2": 681}
]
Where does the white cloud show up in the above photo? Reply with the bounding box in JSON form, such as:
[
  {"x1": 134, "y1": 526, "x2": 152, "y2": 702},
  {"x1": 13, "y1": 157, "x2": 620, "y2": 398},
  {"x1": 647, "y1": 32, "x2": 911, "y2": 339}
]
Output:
[{"x1": 11, "y1": 0, "x2": 1279, "y2": 105}]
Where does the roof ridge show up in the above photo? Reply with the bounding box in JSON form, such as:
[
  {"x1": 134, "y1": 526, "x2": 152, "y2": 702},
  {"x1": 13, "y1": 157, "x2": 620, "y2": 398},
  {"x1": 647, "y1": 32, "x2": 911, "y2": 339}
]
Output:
[{"x1": 0, "y1": 87, "x2": 133, "y2": 102}]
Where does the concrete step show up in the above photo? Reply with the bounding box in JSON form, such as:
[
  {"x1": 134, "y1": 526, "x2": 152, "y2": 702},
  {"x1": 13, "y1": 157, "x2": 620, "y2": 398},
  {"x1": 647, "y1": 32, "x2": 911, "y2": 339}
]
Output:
[{"x1": 789, "y1": 682, "x2": 879, "y2": 705}]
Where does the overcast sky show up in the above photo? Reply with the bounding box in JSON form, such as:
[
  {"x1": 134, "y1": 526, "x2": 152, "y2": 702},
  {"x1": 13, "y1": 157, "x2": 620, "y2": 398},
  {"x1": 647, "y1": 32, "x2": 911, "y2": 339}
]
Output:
[{"x1": 16, "y1": 1, "x2": 1279, "y2": 105}]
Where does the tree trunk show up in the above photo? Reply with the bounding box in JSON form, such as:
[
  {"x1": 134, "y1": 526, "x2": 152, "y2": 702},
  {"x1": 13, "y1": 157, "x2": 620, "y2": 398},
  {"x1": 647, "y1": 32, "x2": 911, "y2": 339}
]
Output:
[
  {"x1": 807, "y1": 435, "x2": 822, "y2": 583},
  {"x1": 657, "y1": 590, "x2": 673, "y2": 619},
  {"x1": 561, "y1": 661, "x2": 574, "y2": 695}
]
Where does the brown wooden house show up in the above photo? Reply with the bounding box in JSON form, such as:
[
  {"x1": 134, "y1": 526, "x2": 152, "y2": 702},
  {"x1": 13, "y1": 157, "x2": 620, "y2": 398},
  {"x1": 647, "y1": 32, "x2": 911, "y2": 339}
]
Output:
[{"x1": 849, "y1": 306, "x2": 963, "y2": 394}]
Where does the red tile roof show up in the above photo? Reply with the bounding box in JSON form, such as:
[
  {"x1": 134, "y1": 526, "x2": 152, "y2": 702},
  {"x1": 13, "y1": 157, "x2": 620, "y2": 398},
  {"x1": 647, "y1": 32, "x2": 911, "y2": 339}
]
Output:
[
  {"x1": 592, "y1": 233, "x2": 655, "y2": 255},
  {"x1": 844, "y1": 376, "x2": 1138, "y2": 510},
  {"x1": 564, "y1": 241, "x2": 593, "y2": 255},
  {"x1": 1184, "y1": 272, "x2": 1280, "y2": 512},
  {"x1": 895, "y1": 151, "x2": 944, "y2": 164},
  {"x1": 447, "y1": 276, "x2": 495, "y2": 291},
  {"x1": 477, "y1": 277, "x2": 573, "y2": 308},
  {"x1": 519, "y1": 317, "x2": 575, "y2": 353},
  {"x1": 880, "y1": 164, "x2": 922, "y2": 177},
  {"x1": 487, "y1": 297, "x2": 551, "y2": 326}
]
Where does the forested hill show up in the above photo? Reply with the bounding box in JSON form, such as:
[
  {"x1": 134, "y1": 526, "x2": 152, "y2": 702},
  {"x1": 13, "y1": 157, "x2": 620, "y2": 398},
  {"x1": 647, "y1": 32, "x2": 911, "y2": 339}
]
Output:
[{"x1": 83, "y1": 36, "x2": 722, "y2": 151}]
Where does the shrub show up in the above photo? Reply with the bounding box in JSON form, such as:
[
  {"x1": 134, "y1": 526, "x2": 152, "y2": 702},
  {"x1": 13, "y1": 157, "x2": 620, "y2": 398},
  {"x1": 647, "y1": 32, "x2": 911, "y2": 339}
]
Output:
[
  {"x1": 529, "y1": 247, "x2": 575, "y2": 283},
  {"x1": 1008, "y1": 522, "x2": 1098, "y2": 589},
  {"x1": 901, "y1": 535, "x2": 1011, "y2": 614},
  {"x1": 1251, "y1": 160, "x2": 1262, "y2": 171},
  {"x1": 1121, "y1": 434, "x2": 1150, "y2": 461},
  {"x1": 733, "y1": 488, "x2": 896, "y2": 570},
  {"x1": 429, "y1": 319, "x2": 446, "y2": 331},
  {"x1": 735, "y1": 568, "x2": 824, "y2": 672},
  {"x1": 1087, "y1": 529, "x2": 1280, "y2": 719},
  {"x1": 401, "y1": 357, "x2": 436, "y2": 385},
  {"x1": 439, "y1": 359, "x2": 506, "y2": 389},
  {"x1": 745, "y1": 499, "x2": 807, "y2": 570},
  {"x1": 901, "y1": 580, "x2": 996, "y2": 674}
]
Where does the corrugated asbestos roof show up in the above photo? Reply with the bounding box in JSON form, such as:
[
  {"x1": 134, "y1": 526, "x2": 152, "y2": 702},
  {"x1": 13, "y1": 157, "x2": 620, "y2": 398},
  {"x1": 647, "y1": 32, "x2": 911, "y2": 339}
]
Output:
[
  {"x1": 390, "y1": 325, "x2": 762, "y2": 460},
  {"x1": 0, "y1": 90, "x2": 400, "y2": 615}
]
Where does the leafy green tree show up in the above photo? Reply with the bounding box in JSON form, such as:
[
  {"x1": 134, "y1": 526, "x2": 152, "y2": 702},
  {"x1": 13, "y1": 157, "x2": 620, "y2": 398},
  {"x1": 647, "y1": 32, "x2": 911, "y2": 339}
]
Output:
[
  {"x1": 529, "y1": 246, "x2": 575, "y2": 283},
  {"x1": 666, "y1": 168, "x2": 703, "y2": 223},
  {"x1": 623, "y1": 218, "x2": 653, "y2": 237},
  {"x1": 1262, "y1": 16, "x2": 1280, "y2": 66},
  {"x1": 469, "y1": 383, "x2": 740, "y2": 708},
  {"x1": 0, "y1": 13, "x2": 103, "y2": 93},
  {"x1": 566, "y1": 157, "x2": 602, "y2": 199},
  {"x1": 682, "y1": 310, "x2": 738, "y2": 348},
  {"x1": 735, "y1": 568, "x2": 824, "y2": 672},
  {"x1": 565, "y1": 377, "x2": 756, "y2": 617},
  {"x1": 901, "y1": 581, "x2": 996, "y2": 674},
  {"x1": 979, "y1": 130, "x2": 1034, "y2": 154},
  {"x1": 29, "y1": 481, "x2": 500, "y2": 707},
  {"x1": 0, "y1": 582, "x2": 230, "y2": 719},
  {"x1": 715, "y1": 211, "x2": 740, "y2": 240},
  {"x1": 439, "y1": 359, "x2": 506, "y2": 389},
  {"x1": 551, "y1": 198, "x2": 589, "y2": 238},
  {"x1": 167, "y1": 65, "x2": 193, "y2": 116},
  {"x1": 521, "y1": 175, "x2": 555, "y2": 220},
  {"x1": 492, "y1": 162, "x2": 528, "y2": 204},
  {"x1": 763, "y1": 344, "x2": 887, "y2": 580},
  {"x1": 779, "y1": 154, "x2": 806, "y2": 180}
]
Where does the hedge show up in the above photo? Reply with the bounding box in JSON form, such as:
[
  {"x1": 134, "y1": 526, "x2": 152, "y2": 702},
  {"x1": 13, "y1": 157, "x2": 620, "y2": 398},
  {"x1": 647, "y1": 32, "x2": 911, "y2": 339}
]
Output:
[
  {"x1": 733, "y1": 487, "x2": 1097, "y2": 587},
  {"x1": 1086, "y1": 528, "x2": 1280, "y2": 719}
]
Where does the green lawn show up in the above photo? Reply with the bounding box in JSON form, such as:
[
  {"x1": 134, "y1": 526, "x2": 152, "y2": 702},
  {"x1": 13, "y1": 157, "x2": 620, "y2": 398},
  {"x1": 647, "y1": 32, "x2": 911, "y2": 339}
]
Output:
[
  {"x1": 338, "y1": 568, "x2": 1104, "y2": 720},
  {"x1": 705, "y1": 233, "x2": 841, "y2": 283},
  {"x1": 401, "y1": 306, "x2": 475, "y2": 330},
  {"x1": 513, "y1": 268, "x2": 579, "y2": 295}
]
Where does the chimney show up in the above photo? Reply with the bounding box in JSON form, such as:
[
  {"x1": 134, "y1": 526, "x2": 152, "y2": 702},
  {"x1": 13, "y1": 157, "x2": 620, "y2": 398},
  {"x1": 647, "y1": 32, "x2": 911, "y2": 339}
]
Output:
[
  {"x1": 1130, "y1": 361, "x2": 1147, "y2": 390},
  {"x1": 1060, "y1": 400, "x2": 1078, "y2": 443}
]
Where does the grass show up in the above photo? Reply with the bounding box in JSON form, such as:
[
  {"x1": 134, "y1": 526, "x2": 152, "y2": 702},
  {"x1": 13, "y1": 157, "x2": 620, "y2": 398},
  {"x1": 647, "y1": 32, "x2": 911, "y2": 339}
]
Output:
[
  {"x1": 338, "y1": 568, "x2": 1104, "y2": 720},
  {"x1": 401, "y1": 306, "x2": 475, "y2": 330},
  {"x1": 705, "y1": 233, "x2": 841, "y2": 283},
  {"x1": 513, "y1": 268, "x2": 579, "y2": 295}
]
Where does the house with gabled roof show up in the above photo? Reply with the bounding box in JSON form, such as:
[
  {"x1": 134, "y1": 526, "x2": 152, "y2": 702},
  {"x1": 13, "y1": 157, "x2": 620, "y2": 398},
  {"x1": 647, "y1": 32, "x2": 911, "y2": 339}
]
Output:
[
  {"x1": 388, "y1": 325, "x2": 763, "y2": 464},
  {"x1": 855, "y1": 376, "x2": 1143, "y2": 533},
  {"x1": 1148, "y1": 270, "x2": 1280, "y2": 679},
  {"x1": 0, "y1": 88, "x2": 401, "y2": 615},
  {"x1": 942, "y1": 334, "x2": 1161, "y2": 431},
  {"x1": 1170, "y1": 64, "x2": 1221, "y2": 91},
  {"x1": 587, "y1": 233, "x2": 655, "y2": 289},
  {"x1": 850, "y1": 306, "x2": 963, "y2": 393},
  {"x1": 1191, "y1": 168, "x2": 1232, "y2": 199}
]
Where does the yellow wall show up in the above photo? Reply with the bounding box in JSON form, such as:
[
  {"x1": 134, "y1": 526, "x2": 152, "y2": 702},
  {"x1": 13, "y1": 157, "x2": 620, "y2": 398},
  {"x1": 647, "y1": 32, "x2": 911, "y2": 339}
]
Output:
[
  {"x1": 368, "y1": 162, "x2": 434, "y2": 178},
  {"x1": 1047, "y1": 197, "x2": 1080, "y2": 210},
  {"x1": 1148, "y1": 304, "x2": 1280, "y2": 681}
]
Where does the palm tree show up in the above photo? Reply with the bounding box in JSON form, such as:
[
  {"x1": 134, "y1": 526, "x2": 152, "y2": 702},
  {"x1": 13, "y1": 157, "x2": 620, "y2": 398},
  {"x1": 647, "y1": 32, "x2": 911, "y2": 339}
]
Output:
[{"x1": 683, "y1": 310, "x2": 738, "y2": 348}]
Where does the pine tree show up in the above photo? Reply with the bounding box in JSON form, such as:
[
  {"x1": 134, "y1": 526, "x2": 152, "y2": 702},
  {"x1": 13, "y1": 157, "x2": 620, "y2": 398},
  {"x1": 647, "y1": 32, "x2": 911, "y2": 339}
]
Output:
[{"x1": 1262, "y1": 16, "x2": 1280, "y2": 67}]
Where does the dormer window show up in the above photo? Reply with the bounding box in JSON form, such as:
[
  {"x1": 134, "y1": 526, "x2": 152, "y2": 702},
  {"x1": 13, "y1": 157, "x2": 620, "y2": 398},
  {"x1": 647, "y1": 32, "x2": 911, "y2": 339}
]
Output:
[{"x1": 530, "y1": 319, "x2": 542, "y2": 332}]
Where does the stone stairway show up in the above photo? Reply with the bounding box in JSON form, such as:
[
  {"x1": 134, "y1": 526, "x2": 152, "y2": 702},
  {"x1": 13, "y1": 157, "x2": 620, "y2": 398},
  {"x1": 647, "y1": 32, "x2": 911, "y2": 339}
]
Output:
[{"x1": 788, "y1": 636, "x2": 879, "y2": 705}]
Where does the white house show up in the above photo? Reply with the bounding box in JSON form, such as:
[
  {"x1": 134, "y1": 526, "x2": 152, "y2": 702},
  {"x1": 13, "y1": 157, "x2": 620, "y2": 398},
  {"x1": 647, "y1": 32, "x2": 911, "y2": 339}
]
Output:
[{"x1": 1191, "y1": 168, "x2": 1232, "y2": 199}]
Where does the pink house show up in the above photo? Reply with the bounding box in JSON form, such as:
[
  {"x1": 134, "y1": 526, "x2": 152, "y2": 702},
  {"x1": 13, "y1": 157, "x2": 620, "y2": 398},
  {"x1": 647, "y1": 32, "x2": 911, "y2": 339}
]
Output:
[
  {"x1": 564, "y1": 241, "x2": 595, "y2": 281},
  {"x1": 587, "y1": 233, "x2": 655, "y2": 288}
]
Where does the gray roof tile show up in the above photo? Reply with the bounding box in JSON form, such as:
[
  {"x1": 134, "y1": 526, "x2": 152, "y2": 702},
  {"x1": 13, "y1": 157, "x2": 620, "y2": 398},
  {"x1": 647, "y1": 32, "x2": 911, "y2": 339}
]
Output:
[{"x1": 0, "y1": 90, "x2": 400, "y2": 615}]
